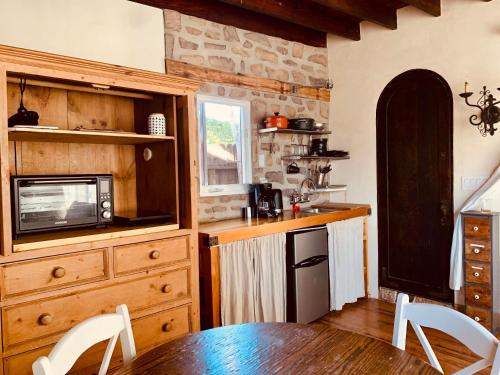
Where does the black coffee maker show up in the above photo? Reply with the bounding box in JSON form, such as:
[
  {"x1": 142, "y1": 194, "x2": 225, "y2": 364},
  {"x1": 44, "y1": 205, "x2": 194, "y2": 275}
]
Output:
[{"x1": 249, "y1": 183, "x2": 283, "y2": 218}]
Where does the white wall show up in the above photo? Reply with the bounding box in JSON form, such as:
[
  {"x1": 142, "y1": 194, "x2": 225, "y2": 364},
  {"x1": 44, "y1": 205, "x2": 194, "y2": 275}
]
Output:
[
  {"x1": 0, "y1": 0, "x2": 165, "y2": 72},
  {"x1": 328, "y1": 0, "x2": 500, "y2": 298}
]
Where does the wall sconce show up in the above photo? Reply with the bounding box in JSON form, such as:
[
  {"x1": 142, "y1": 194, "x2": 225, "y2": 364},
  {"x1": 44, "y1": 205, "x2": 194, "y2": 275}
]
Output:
[{"x1": 459, "y1": 82, "x2": 499, "y2": 136}]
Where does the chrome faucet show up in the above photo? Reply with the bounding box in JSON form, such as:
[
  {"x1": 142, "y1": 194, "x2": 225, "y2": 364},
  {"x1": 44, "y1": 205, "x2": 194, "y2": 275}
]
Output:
[{"x1": 292, "y1": 177, "x2": 316, "y2": 204}]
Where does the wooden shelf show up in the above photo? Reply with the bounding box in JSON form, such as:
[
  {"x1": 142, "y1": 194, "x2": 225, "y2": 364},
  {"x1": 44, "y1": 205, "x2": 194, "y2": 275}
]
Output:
[
  {"x1": 258, "y1": 127, "x2": 331, "y2": 135},
  {"x1": 12, "y1": 223, "x2": 180, "y2": 252},
  {"x1": 8, "y1": 127, "x2": 175, "y2": 145},
  {"x1": 281, "y1": 155, "x2": 350, "y2": 161}
]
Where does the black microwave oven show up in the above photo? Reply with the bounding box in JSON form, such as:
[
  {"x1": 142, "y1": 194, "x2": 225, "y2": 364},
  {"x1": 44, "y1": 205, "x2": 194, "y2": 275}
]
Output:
[{"x1": 11, "y1": 175, "x2": 113, "y2": 237}]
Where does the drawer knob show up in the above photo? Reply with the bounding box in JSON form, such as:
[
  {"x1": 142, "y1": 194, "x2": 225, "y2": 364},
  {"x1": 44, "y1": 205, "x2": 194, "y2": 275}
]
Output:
[
  {"x1": 162, "y1": 322, "x2": 173, "y2": 332},
  {"x1": 473, "y1": 226, "x2": 479, "y2": 232},
  {"x1": 474, "y1": 316, "x2": 481, "y2": 322},
  {"x1": 150, "y1": 250, "x2": 161, "y2": 260},
  {"x1": 38, "y1": 313, "x2": 53, "y2": 326},
  {"x1": 161, "y1": 284, "x2": 172, "y2": 294},
  {"x1": 474, "y1": 272, "x2": 480, "y2": 277},
  {"x1": 52, "y1": 267, "x2": 66, "y2": 278},
  {"x1": 473, "y1": 248, "x2": 481, "y2": 254},
  {"x1": 474, "y1": 294, "x2": 480, "y2": 300}
]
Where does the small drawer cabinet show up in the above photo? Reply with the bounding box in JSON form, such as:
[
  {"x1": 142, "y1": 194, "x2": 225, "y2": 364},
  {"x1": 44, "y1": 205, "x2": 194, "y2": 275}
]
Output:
[{"x1": 462, "y1": 212, "x2": 499, "y2": 332}]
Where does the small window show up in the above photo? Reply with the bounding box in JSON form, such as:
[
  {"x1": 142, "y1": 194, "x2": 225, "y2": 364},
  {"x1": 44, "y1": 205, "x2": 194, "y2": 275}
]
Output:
[{"x1": 197, "y1": 95, "x2": 252, "y2": 196}]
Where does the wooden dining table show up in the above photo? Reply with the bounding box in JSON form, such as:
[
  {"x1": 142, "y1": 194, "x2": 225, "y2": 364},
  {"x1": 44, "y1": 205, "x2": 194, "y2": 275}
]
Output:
[{"x1": 113, "y1": 323, "x2": 439, "y2": 374}]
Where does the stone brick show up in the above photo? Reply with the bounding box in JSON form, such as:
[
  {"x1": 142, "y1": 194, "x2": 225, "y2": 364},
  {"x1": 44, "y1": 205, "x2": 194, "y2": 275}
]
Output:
[
  {"x1": 263, "y1": 93, "x2": 275, "y2": 99},
  {"x1": 279, "y1": 95, "x2": 288, "y2": 101},
  {"x1": 255, "y1": 47, "x2": 278, "y2": 63},
  {"x1": 320, "y1": 102, "x2": 329, "y2": 118},
  {"x1": 287, "y1": 177, "x2": 299, "y2": 185},
  {"x1": 223, "y1": 26, "x2": 240, "y2": 42},
  {"x1": 208, "y1": 56, "x2": 235, "y2": 72},
  {"x1": 179, "y1": 37, "x2": 198, "y2": 50},
  {"x1": 301, "y1": 64, "x2": 314, "y2": 72},
  {"x1": 309, "y1": 77, "x2": 327, "y2": 87},
  {"x1": 185, "y1": 26, "x2": 202, "y2": 36},
  {"x1": 292, "y1": 71, "x2": 307, "y2": 85},
  {"x1": 165, "y1": 10, "x2": 181, "y2": 32},
  {"x1": 285, "y1": 105, "x2": 296, "y2": 118},
  {"x1": 308, "y1": 53, "x2": 328, "y2": 67},
  {"x1": 220, "y1": 196, "x2": 232, "y2": 203},
  {"x1": 204, "y1": 42, "x2": 226, "y2": 50},
  {"x1": 200, "y1": 197, "x2": 216, "y2": 204},
  {"x1": 230, "y1": 206, "x2": 242, "y2": 211},
  {"x1": 229, "y1": 89, "x2": 246, "y2": 98},
  {"x1": 199, "y1": 84, "x2": 214, "y2": 94},
  {"x1": 307, "y1": 101, "x2": 317, "y2": 111},
  {"x1": 244, "y1": 32, "x2": 271, "y2": 47},
  {"x1": 205, "y1": 29, "x2": 221, "y2": 40},
  {"x1": 283, "y1": 59, "x2": 298, "y2": 67},
  {"x1": 265, "y1": 67, "x2": 289, "y2": 82},
  {"x1": 270, "y1": 104, "x2": 280, "y2": 113},
  {"x1": 252, "y1": 91, "x2": 261, "y2": 96},
  {"x1": 251, "y1": 99, "x2": 267, "y2": 125},
  {"x1": 265, "y1": 171, "x2": 284, "y2": 184},
  {"x1": 250, "y1": 63, "x2": 263, "y2": 76},
  {"x1": 298, "y1": 106, "x2": 306, "y2": 112},
  {"x1": 165, "y1": 33, "x2": 174, "y2": 59},
  {"x1": 217, "y1": 86, "x2": 226, "y2": 96},
  {"x1": 206, "y1": 206, "x2": 227, "y2": 213},
  {"x1": 243, "y1": 40, "x2": 253, "y2": 49},
  {"x1": 291, "y1": 97, "x2": 303, "y2": 105},
  {"x1": 276, "y1": 46, "x2": 288, "y2": 55},
  {"x1": 292, "y1": 43, "x2": 304, "y2": 58},
  {"x1": 179, "y1": 55, "x2": 204, "y2": 65},
  {"x1": 231, "y1": 46, "x2": 250, "y2": 58}
]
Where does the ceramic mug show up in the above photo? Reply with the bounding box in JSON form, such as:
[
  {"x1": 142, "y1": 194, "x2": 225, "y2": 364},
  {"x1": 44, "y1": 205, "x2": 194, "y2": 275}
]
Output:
[{"x1": 148, "y1": 113, "x2": 166, "y2": 136}]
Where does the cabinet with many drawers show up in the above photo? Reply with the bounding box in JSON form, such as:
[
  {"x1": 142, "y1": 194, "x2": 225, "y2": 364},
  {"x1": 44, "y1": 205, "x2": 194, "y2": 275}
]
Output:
[{"x1": 462, "y1": 212, "x2": 499, "y2": 333}]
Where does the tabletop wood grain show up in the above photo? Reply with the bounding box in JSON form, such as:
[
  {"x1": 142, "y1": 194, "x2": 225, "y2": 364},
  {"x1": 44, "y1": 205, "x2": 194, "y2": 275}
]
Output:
[{"x1": 113, "y1": 323, "x2": 439, "y2": 374}]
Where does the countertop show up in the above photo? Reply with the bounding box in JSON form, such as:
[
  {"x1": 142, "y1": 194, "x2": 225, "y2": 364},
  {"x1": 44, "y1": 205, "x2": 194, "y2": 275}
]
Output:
[{"x1": 198, "y1": 202, "x2": 371, "y2": 247}]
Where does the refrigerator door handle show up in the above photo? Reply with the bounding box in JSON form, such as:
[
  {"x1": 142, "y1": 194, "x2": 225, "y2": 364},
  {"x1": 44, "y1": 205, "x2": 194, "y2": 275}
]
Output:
[{"x1": 293, "y1": 255, "x2": 328, "y2": 269}]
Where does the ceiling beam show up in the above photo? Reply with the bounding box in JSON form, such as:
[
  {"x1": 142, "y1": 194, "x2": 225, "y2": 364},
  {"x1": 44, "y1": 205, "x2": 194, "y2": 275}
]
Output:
[
  {"x1": 130, "y1": 0, "x2": 329, "y2": 47},
  {"x1": 401, "y1": 0, "x2": 441, "y2": 16},
  {"x1": 311, "y1": 0, "x2": 397, "y2": 29},
  {"x1": 216, "y1": 0, "x2": 361, "y2": 40}
]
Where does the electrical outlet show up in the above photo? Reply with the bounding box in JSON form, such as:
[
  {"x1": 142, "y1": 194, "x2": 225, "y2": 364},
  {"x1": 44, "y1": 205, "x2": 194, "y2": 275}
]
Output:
[{"x1": 462, "y1": 176, "x2": 487, "y2": 191}]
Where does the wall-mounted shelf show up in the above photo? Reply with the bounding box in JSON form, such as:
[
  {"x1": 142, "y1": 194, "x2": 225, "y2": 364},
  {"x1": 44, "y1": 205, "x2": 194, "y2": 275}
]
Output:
[
  {"x1": 281, "y1": 155, "x2": 350, "y2": 161},
  {"x1": 258, "y1": 127, "x2": 331, "y2": 135},
  {"x1": 314, "y1": 185, "x2": 347, "y2": 193},
  {"x1": 8, "y1": 127, "x2": 174, "y2": 145}
]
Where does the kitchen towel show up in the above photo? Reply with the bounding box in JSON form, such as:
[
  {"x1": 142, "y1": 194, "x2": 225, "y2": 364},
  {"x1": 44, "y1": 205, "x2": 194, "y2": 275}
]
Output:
[
  {"x1": 219, "y1": 232, "x2": 286, "y2": 326},
  {"x1": 327, "y1": 217, "x2": 365, "y2": 311}
]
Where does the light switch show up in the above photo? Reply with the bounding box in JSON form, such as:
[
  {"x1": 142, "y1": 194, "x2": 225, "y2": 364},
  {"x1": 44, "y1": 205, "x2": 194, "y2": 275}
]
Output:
[{"x1": 462, "y1": 176, "x2": 487, "y2": 191}]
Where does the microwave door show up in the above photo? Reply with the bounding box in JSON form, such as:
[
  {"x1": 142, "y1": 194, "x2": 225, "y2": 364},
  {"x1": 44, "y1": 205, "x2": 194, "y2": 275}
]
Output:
[{"x1": 18, "y1": 180, "x2": 98, "y2": 231}]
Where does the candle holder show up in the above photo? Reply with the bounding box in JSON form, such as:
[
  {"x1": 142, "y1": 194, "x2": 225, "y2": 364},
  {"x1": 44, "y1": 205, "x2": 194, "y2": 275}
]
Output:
[{"x1": 459, "y1": 82, "x2": 499, "y2": 136}]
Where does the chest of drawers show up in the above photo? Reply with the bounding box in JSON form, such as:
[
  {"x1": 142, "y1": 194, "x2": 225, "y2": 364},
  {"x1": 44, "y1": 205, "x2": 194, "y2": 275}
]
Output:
[{"x1": 462, "y1": 212, "x2": 499, "y2": 333}]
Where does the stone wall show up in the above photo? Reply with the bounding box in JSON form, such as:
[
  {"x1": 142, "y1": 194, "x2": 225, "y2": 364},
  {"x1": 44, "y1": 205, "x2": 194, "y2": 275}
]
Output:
[{"x1": 164, "y1": 10, "x2": 335, "y2": 222}]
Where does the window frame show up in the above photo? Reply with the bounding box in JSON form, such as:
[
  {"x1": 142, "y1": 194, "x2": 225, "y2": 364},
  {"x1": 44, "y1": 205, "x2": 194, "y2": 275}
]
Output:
[{"x1": 196, "y1": 94, "x2": 252, "y2": 197}]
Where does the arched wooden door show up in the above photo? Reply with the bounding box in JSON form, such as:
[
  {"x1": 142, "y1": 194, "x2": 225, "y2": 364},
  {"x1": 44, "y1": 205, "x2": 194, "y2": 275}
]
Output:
[{"x1": 377, "y1": 69, "x2": 453, "y2": 302}]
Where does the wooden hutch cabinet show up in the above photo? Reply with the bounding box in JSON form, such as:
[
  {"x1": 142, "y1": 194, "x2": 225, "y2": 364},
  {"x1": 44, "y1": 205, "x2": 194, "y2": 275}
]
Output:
[
  {"x1": 0, "y1": 45, "x2": 201, "y2": 374},
  {"x1": 462, "y1": 211, "x2": 499, "y2": 333}
]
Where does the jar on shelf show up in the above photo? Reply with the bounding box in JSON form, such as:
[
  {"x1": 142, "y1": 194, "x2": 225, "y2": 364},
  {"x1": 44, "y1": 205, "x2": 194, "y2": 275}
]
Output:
[{"x1": 148, "y1": 113, "x2": 166, "y2": 136}]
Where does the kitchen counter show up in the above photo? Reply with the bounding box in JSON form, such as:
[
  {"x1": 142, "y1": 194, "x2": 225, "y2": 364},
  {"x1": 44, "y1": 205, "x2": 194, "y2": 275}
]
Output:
[
  {"x1": 198, "y1": 202, "x2": 371, "y2": 329},
  {"x1": 198, "y1": 202, "x2": 371, "y2": 247}
]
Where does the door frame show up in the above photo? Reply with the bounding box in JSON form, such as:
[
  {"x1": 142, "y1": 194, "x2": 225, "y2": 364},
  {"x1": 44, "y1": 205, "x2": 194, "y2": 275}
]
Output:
[{"x1": 376, "y1": 69, "x2": 454, "y2": 302}]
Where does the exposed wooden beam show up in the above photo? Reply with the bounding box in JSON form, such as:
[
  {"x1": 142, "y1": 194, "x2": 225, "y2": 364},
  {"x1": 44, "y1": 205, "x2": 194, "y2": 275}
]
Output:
[
  {"x1": 311, "y1": 0, "x2": 397, "y2": 29},
  {"x1": 130, "y1": 0, "x2": 328, "y2": 47},
  {"x1": 217, "y1": 0, "x2": 360, "y2": 40},
  {"x1": 166, "y1": 59, "x2": 331, "y2": 102},
  {"x1": 401, "y1": 0, "x2": 441, "y2": 16}
]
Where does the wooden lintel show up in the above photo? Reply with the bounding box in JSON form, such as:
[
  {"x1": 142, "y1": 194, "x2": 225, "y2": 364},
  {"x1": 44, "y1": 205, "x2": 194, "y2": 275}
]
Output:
[
  {"x1": 401, "y1": 0, "x2": 441, "y2": 17},
  {"x1": 166, "y1": 59, "x2": 331, "y2": 102}
]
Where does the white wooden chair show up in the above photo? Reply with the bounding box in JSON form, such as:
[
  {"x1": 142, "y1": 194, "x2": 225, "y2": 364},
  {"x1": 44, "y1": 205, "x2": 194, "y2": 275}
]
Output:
[
  {"x1": 32, "y1": 304, "x2": 136, "y2": 375},
  {"x1": 393, "y1": 293, "x2": 500, "y2": 375}
]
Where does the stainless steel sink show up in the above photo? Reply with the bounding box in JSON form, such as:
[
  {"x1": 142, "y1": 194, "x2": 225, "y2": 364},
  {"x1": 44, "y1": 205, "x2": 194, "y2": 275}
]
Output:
[{"x1": 302, "y1": 208, "x2": 338, "y2": 214}]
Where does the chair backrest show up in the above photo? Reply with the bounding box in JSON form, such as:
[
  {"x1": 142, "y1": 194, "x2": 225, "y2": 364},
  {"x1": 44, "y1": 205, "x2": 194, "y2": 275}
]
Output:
[
  {"x1": 392, "y1": 293, "x2": 500, "y2": 375},
  {"x1": 32, "y1": 304, "x2": 136, "y2": 375}
]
